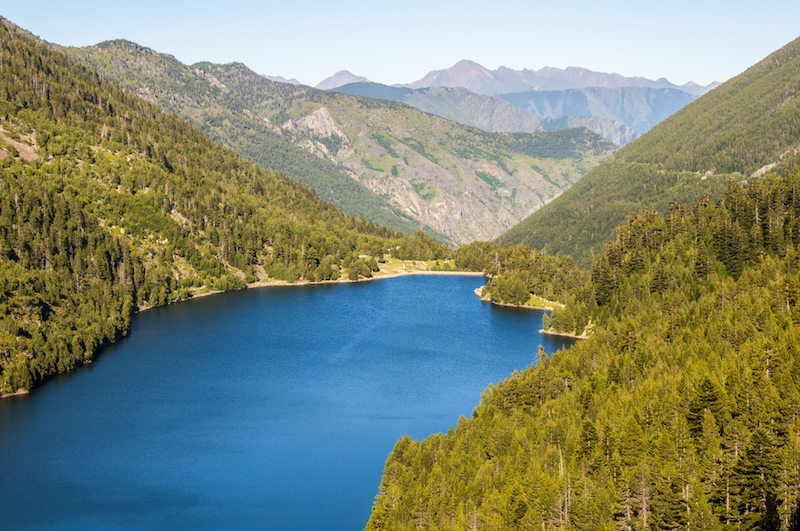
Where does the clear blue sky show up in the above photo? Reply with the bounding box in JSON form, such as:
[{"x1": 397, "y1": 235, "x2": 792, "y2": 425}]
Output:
[{"x1": 3, "y1": 0, "x2": 799, "y2": 87}]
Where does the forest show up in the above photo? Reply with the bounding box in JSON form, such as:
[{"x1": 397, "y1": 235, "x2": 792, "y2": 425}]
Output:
[{"x1": 368, "y1": 169, "x2": 800, "y2": 530}]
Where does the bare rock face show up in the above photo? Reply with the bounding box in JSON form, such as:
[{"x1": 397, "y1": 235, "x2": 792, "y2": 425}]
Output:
[
  {"x1": 293, "y1": 107, "x2": 344, "y2": 138},
  {"x1": 281, "y1": 102, "x2": 608, "y2": 245}
]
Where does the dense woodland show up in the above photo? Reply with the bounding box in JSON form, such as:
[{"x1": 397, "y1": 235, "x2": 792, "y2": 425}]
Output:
[
  {"x1": 368, "y1": 169, "x2": 800, "y2": 530},
  {"x1": 0, "y1": 20, "x2": 449, "y2": 396}
]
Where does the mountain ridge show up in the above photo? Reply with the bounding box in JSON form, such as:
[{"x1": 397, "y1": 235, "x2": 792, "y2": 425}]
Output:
[{"x1": 404, "y1": 59, "x2": 718, "y2": 96}]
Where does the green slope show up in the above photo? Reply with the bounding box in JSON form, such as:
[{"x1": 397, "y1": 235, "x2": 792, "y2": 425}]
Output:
[
  {"x1": 499, "y1": 35, "x2": 800, "y2": 267},
  {"x1": 64, "y1": 41, "x2": 616, "y2": 245},
  {"x1": 0, "y1": 19, "x2": 448, "y2": 396},
  {"x1": 369, "y1": 169, "x2": 800, "y2": 530}
]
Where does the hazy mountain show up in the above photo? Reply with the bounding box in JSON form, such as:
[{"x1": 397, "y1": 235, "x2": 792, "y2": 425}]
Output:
[
  {"x1": 498, "y1": 86, "x2": 699, "y2": 133},
  {"x1": 66, "y1": 42, "x2": 616, "y2": 245},
  {"x1": 332, "y1": 82, "x2": 641, "y2": 146},
  {"x1": 406, "y1": 59, "x2": 718, "y2": 96},
  {"x1": 262, "y1": 74, "x2": 301, "y2": 85},
  {"x1": 498, "y1": 35, "x2": 800, "y2": 266},
  {"x1": 315, "y1": 70, "x2": 369, "y2": 90}
]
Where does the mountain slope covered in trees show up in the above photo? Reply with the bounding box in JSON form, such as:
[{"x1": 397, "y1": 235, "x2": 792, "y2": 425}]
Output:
[
  {"x1": 0, "y1": 19, "x2": 449, "y2": 396},
  {"x1": 64, "y1": 41, "x2": 616, "y2": 245},
  {"x1": 369, "y1": 168, "x2": 800, "y2": 531},
  {"x1": 498, "y1": 36, "x2": 800, "y2": 267}
]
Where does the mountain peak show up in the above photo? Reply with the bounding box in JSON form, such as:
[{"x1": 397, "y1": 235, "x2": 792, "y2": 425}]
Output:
[{"x1": 315, "y1": 70, "x2": 370, "y2": 90}]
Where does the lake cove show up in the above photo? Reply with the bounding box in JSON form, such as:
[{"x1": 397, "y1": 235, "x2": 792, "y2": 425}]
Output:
[{"x1": 0, "y1": 275, "x2": 574, "y2": 530}]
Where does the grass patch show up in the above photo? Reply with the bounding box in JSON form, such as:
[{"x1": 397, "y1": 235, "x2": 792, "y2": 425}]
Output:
[{"x1": 475, "y1": 170, "x2": 505, "y2": 191}]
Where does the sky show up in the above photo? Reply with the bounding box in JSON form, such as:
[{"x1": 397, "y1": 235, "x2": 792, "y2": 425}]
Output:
[{"x1": 3, "y1": 0, "x2": 800, "y2": 88}]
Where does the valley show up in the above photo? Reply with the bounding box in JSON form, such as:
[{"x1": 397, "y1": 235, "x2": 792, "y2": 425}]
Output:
[{"x1": 0, "y1": 11, "x2": 799, "y2": 531}]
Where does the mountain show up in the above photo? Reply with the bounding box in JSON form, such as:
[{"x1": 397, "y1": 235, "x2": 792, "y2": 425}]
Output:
[
  {"x1": 315, "y1": 70, "x2": 369, "y2": 90},
  {"x1": 406, "y1": 59, "x2": 718, "y2": 96},
  {"x1": 262, "y1": 74, "x2": 301, "y2": 85},
  {"x1": 498, "y1": 35, "x2": 800, "y2": 266},
  {"x1": 0, "y1": 18, "x2": 452, "y2": 396},
  {"x1": 498, "y1": 86, "x2": 699, "y2": 133},
  {"x1": 65, "y1": 41, "x2": 616, "y2": 245},
  {"x1": 63, "y1": 42, "x2": 436, "y2": 239},
  {"x1": 332, "y1": 82, "x2": 641, "y2": 146}
]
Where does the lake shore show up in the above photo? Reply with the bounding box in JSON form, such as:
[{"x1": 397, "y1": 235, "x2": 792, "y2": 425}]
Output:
[
  {"x1": 136, "y1": 264, "x2": 485, "y2": 314},
  {"x1": 473, "y1": 287, "x2": 559, "y2": 311},
  {"x1": 539, "y1": 329, "x2": 588, "y2": 340}
]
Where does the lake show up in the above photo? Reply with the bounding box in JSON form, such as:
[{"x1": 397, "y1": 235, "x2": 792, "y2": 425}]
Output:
[{"x1": 0, "y1": 275, "x2": 574, "y2": 530}]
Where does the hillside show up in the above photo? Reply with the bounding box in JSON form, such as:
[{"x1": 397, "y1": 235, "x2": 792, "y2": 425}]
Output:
[
  {"x1": 498, "y1": 35, "x2": 800, "y2": 267},
  {"x1": 369, "y1": 169, "x2": 800, "y2": 531},
  {"x1": 404, "y1": 59, "x2": 717, "y2": 96},
  {"x1": 0, "y1": 19, "x2": 448, "y2": 396},
  {"x1": 65, "y1": 41, "x2": 616, "y2": 245},
  {"x1": 60, "y1": 42, "x2": 434, "y2": 240},
  {"x1": 498, "y1": 86, "x2": 698, "y2": 133},
  {"x1": 332, "y1": 83, "x2": 640, "y2": 146}
]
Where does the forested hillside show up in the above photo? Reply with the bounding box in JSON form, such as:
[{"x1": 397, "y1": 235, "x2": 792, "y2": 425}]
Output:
[
  {"x1": 64, "y1": 41, "x2": 616, "y2": 245},
  {"x1": 368, "y1": 169, "x2": 800, "y2": 530},
  {"x1": 0, "y1": 19, "x2": 447, "y2": 396},
  {"x1": 499, "y1": 35, "x2": 800, "y2": 267}
]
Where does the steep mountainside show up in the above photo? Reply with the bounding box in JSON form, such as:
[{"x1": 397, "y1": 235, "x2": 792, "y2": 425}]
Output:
[
  {"x1": 499, "y1": 35, "x2": 800, "y2": 266},
  {"x1": 0, "y1": 18, "x2": 448, "y2": 396},
  {"x1": 498, "y1": 86, "x2": 699, "y2": 133},
  {"x1": 332, "y1": 83, "x2": 640, "y2": 146},
  {"x1": 60, "y1": 42, "x2": 431, "y2": 239},
  {"x1": 66, "y1": 41, "x2": 616, "y2": 245},
  {"x1": 370, "y1": 170, "x2": 800, "y2": 531},
  {"x1": 405, "y1": 59, "x2": 717, "y2": 96}
]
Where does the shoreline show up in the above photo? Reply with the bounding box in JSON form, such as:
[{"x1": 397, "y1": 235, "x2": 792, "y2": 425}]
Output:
[
  {"x1": 539, "y1": 329, "x2": 588, "y2": 340},
  {"x1": 139, "y1": 269, "x2": 485, "y2": 315},
  {"x1": 473, "y1": 287, "x2": 558, "y2": 311},
  {"x1": 2, "y1": 267, "x2": 486, "y2": 399}
]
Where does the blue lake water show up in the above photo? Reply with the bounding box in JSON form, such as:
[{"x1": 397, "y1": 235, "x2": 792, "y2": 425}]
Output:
[{"x1": 0, "y1": 275, "x2": 574, "y2": 530}]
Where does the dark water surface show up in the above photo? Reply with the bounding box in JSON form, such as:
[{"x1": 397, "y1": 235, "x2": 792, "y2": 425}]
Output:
[{"x1": 0, "y1": 275, "x2": 573, "y2": 530}]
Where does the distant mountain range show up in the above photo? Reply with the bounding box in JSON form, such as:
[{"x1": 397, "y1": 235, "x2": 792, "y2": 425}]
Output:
[
  {"x1": 404, "y1": 59, "x2": 718, "y2": 96},
  {"x1": 331, "y1": 82, "x2": 641, "y2": 146},
  {"x1": 316, "y1": 59, "x2": 718, "y2": 96},
  {"x1": 316, "y1": 60, "x2": 713, "y2": 145}
]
